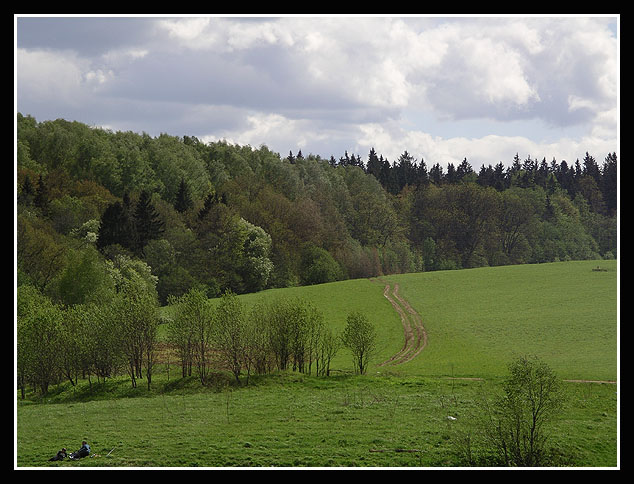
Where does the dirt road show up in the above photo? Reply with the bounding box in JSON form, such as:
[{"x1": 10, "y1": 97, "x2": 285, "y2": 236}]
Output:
[{"x1": 377, "y1": 283, "x2": 427, "y2": 367}]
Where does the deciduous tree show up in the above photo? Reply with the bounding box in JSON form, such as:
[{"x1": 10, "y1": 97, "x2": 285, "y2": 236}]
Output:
[{"x1": 341, "y1": 311, "x2": 376, "y2": 375}]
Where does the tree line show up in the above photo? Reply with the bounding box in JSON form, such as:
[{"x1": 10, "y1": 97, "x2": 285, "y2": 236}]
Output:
[
  {"x1": 17, "y1": 114, "x2": 618, "y2": 311},
  {"x1": 166, "y1": 289, "x2": 375, "y2": 386},
  {"x1": 15, "y1": 113, "x2": 616, "y2": 396},
  {"x1": 17, "y1": 273, "x2": 375, "y2": 396}
]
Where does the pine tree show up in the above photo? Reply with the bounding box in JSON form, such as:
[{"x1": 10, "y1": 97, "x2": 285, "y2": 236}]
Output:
[
  {"x1": 602, "y1": 152, "x2": 617, "y2": 215},
  {"x1": 97, "y1": 201, "x2": 135, "y2": 251},
  {"x1": 416, "y1": 158, "x2": 429, "y2": 186},
  {"x1": 367, "y1": 148, "x2": 382, "y2": 181},
  {"x1": 134, "y1": 191, "x2": 164, "y2": 253},
  {"x1": 198, "y1": 192, "x2": 219, "y2": 220},
  {"x1": 429, "y1": 163, "x2": 444, "y2": 185},
  {"x1": 34, "y1": 174, "x2": 49, "y2": 213},
  {"x1": 19, "y1": 174, "x2": 35, "y2": 206},
  {"x1": 174, "y1": 177, "x2": 193, "y2": 213}
]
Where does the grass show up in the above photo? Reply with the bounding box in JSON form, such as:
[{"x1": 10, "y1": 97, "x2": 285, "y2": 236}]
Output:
[
  {"x1": 16, "y1": 372, "x2": 618, "y2": 468},
  {"x1": 383, "y1": 260, "x2": 618, "y2": 380},
  {"x1": 16, "y1": 260, "x2": 619, "y2": 468}
]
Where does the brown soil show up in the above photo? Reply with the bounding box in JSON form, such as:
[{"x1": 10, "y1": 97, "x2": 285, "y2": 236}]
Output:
[{"x1": 375, "y1": 282, "x2": 427, "y2": 367}]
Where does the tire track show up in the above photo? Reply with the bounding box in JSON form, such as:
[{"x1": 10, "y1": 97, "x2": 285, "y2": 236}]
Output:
[{"x1": 376, "y1": 282, "x2": 427, "y2": 366}]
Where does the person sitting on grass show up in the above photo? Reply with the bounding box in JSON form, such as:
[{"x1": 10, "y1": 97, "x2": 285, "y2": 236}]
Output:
[
  {"x1": 69, "y1": 441, "x2": 91, "y2": 460},
  {"x1": 48, "y1": 448, "x2": 67, "y2": 461}
]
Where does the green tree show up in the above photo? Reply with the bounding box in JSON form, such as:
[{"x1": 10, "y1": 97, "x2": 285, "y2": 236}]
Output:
[
  {"x1": 96, "y1": 200, "x2": 135, "y2": 252},
  {"x1": 485, "y1": 355, "x2": 565, "y2": 466},
  {"x1": 195, "y1": 198, "x2": 248, "y2": 292},
  {"x1": 238, "y1": 218, "x2": 274, "y2": 293},
  {"x1": 34, "y1": 173, "x2": 50, "y2": 214},
  {"x1": 174, "y1": 177, "x2": 193, "y2": 213},
  {"x1": 300, "y1": 244, "x2": 343, "y2": 285},
  {"x1": 213, "y1": 291, "x2": 247, "y2": 384},
  {"x1": 84, "y1": 301, "x2": 124, "y2": 384},
  {"x1": 18, "y1": 173, "x2": 35, "y2": 207},
  {"x1": 168, "y1": 288, "x2": 214, "y2": 384},
  {"x1": 498, "y1": 189, "x2": 535, "y2": 263},
  {"x1": 134, "y1": 190, "x2": 165, "y2": 254},
  {"x1": 16, "y1": 286, "x2": 63, "y2": 395},
  {"x1": 56, "y1": 247, "x2": 115, "y2": 306},
  {"x1": 315, "y1": 326, "x2": 340, "y2": 376},
  {"x1": 341, "y1": 311, "x2": 376, "y2": 375},
  {"x1": 57, "y1": 304, "x2": 91, "y2": 387},
  {"x1": 112, "y1": 273, "x2": 159, "y2": 389},
  {"x1": 17, "y1": 214, "x2": 67, "y2": 291}
]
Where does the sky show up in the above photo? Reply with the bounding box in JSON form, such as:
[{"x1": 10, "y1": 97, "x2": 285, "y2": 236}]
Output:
[{"x1": 15, "y1": 15, "x2": 619, "y2": 169}]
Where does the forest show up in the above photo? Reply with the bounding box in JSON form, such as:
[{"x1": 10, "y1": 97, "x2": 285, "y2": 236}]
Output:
[{"x1": 16, "y1": 113, "x2": 617, "y2": 307}]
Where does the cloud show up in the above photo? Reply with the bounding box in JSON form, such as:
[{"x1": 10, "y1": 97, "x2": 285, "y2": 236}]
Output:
[{"x1": 16, "y1": 15, "x2": 618, "y2": 167}]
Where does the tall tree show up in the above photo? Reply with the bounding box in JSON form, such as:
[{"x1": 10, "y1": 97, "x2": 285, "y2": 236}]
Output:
[
  {"x1": 366, "y1": 148, "x2": 382, "y2": 181},
  {"x1": 174, "y1": 177, "x2": 193, "y2": 213},
  {"x1": 96, "y1": 200, "x2": 135, "y2": 251},
  {"x1": 34, "y1": 174, "x2": 50, "y2": 213},
  {"x1": 601, "y1": 152, "x2": 618, "y2": 215},
  {"x1": 134, "y1": 191, "x2": 164, "y2": 254},
  {"x1": 213, "y1": 290, "x2": 247, "y2": 384}
]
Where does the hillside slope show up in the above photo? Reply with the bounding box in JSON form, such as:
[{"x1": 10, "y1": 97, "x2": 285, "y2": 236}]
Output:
[{"x1": 221, "y1": 260, "x2": 617, "y2": 381}]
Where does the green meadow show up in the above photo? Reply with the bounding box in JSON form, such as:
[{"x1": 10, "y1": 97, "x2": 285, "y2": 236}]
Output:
[{"x1": 16, "y1": 260, "x2": 618, "y2": 468}]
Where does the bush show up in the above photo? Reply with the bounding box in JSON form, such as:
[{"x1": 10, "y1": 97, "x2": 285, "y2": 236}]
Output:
[
  {"x1": 453, "y1": 355, "x2": 566, "y2": 467},
  {"x1": 300, "y1": 244, "x2": 343, "y2": 285}
]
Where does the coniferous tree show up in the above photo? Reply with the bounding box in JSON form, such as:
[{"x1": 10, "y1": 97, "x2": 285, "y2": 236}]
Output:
[
  {"x1": 34, "y1": 174, "x2": 49, "y2": 213},
  {"x1": 367, "y1": 148, "x2": 382, "y2": 181},
  {"x1": 396, "y1": 151, "x2": 417, "y2": 190},
  {"x1": 97, "y1": 201, "x2": 135, "y2": 251},
  {"x1": 174, "y1": 177, "x2": 193, "y2": 213},
  {"x1": 602, "y1": 152, "x2": 618, "y2": 215},
  {"x1": 134, "y1": 191, "x2": 164, "y2": 254},
  {"x1": 430, "y1": 163, "x2": 444, "y2": 185},
  {"x1": 493, "y1": 162, "x2": 508, "y2": 191},
  {"x1": 379, "y1": 156, "x2": 391, "y2": 189},
  {"x1": 446, "y1": 163, "x2": 457, "y2": 184},
  {"x1": 19, "y1": 174, "x2": 35, "y2": 206},
  {"x1": 583, "y1": 152, "x2": 601, "y2": 183},
  {"x1": 198, "y1": 192, "x2": 219, "y2": 220},
  {"x1": 456, "y1": 158, "x2": 474, "y2": 182},
  {"x1": 416, "y1": 158, "x2": 429, "y2": 186},
  {"x1": 477, "y1": 164, "x2": 494, "y2": 187}
]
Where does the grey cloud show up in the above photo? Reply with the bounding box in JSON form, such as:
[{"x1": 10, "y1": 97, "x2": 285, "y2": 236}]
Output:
[
  {"x1": 17, "y1": 17, "x2": 158, "y2": 57},
  {"x1": 16, "y1": 16, "x2": 618, "y2": 163}
]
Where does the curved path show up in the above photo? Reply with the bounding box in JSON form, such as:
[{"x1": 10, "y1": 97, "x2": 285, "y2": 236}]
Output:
[
  {"x1": 376, "y1": 282, "x2": 427, "y2": 366},
  {"x1": 370, "y1": 279, "x2": 615, "y2": 383}
]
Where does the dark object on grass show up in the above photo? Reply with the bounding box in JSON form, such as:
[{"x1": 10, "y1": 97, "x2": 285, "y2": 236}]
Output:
[
  {"x1": 69, "y1": 441, "x2": 91, "y2": 460},
  {"x1": 48, "y1": 448, "x2": 67, "y2": 461}
]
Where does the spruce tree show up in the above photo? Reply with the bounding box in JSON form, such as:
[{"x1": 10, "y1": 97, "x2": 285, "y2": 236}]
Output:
[
  {"x1": 174, "y1": 177, "x2": 193, "y2": 213},
  {"x1": 366, "y1": 148, "x2": 382, "y2": 180},
  {"x1": 134, "y1": 191, "x2": 164, "y2": 254},
  {"x1": 19, "y1": 174, "x2": 35, "y2": 206},
  {"x1": 97, "y1": 201, "x2": 135, "y2": 251},
  {"x1": 198, "y1": 192, "x2": 218, "y2": 220},
  {"x1": 34, "y1": 174, "x2": 49, "y2": 213}
]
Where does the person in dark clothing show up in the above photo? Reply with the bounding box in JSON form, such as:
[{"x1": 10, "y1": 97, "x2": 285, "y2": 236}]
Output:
[
  {"x1": 69, "y1": 441, "x2": 91, "y2": 460},
  {"x1": 48, "y1": 448, "x2": 67, "y2": 461}
]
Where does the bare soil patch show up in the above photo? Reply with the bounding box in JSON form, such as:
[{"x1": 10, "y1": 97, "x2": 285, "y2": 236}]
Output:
[{"x1": 374, "y1": 281, "x2": 427, "y2": 367}]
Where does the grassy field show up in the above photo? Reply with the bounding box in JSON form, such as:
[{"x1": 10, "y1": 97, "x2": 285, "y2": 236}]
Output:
[{"x1": 16, "y1": 260, "x2": 619, "y2": 468}]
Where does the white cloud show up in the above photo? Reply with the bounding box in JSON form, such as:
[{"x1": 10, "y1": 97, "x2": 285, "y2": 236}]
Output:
[
  {"x1": 16, "y1": 16, "x2": 618, "y2": 167},
  {"x1": 17, "y1": 48, "x2": 86, "y2": 105},
  {"x1": 356, "y1": 119, "x2": 615, "y2": 168}
]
